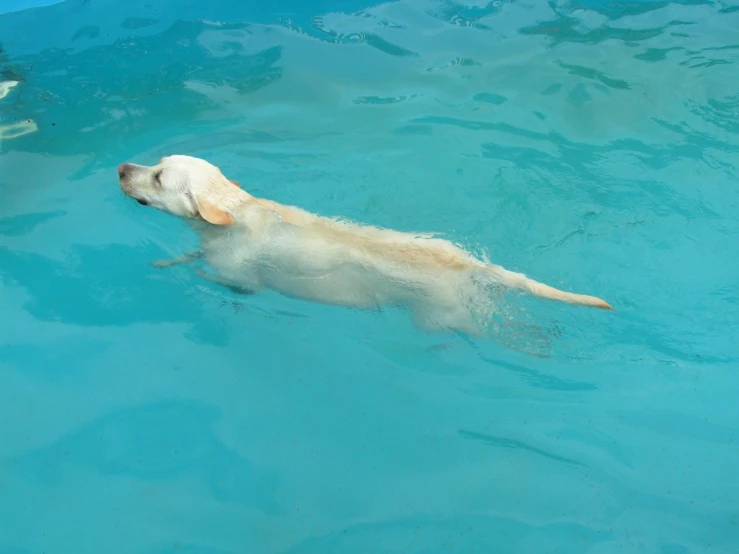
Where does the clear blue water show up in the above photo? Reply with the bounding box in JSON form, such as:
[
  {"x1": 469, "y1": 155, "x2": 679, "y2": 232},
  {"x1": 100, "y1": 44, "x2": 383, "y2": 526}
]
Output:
[{"x1": 1, "y1": 0, "x2": 738, "y2": 552}]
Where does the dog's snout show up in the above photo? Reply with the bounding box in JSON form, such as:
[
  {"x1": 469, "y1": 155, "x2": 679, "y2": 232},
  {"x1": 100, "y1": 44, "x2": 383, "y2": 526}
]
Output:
[{"x1": 118, "y1": 163, "x2": 130, "y2": 179}]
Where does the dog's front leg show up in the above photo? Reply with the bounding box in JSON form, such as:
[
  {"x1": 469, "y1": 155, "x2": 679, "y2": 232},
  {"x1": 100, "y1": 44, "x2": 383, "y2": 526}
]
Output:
[{"x1": 152, "y1": 250, "x2": 203, "y2": 269}]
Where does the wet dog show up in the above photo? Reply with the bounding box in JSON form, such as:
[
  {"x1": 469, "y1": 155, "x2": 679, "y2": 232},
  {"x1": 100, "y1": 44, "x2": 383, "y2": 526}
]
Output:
[{"x1": 118, "y1": 155, "x2": 611, "y2": 335}]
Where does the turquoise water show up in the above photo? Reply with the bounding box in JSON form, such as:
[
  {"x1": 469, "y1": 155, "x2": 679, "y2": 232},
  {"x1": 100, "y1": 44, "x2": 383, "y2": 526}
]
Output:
[{"x1": 1, "y1": 0, "x2": 738, "y2": 552}]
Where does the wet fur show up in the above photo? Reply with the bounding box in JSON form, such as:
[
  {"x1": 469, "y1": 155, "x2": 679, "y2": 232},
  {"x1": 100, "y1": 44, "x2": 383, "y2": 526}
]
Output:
[{"x1": 118, "y1": 155, "x2": 612, "y2": 336}]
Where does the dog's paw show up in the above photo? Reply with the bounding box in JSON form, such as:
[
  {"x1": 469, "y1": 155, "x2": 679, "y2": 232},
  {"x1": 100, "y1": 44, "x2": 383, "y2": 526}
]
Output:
[
  {"x1": 152, "y1": 251, "x2": 202, "y2": 269},
  {"x1": 152, "y1": 259, "x2": 176, "y2": 269}
]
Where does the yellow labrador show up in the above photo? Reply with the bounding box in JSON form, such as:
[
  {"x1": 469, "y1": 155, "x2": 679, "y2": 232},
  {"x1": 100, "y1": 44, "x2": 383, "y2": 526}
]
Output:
[{"x1": 118, "y1": 155, "x2": 612, "y2": 334}]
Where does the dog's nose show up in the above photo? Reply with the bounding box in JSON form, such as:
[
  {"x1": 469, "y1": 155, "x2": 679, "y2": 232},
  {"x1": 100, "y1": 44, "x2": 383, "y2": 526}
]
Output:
[{"x1": 118, "y1": 163, "x2": 128, "y2": 179}]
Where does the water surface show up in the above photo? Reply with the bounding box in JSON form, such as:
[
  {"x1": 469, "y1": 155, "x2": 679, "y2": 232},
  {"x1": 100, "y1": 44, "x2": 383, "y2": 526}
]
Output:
[{"x1": 1, "y1": 0, "x2": 738, "y2": 552}]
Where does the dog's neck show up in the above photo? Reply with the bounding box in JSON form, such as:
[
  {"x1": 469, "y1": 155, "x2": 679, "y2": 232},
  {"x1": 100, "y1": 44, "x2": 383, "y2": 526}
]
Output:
[{"x1": 210, "y1": 180, "x2": 253, "y2": 210}]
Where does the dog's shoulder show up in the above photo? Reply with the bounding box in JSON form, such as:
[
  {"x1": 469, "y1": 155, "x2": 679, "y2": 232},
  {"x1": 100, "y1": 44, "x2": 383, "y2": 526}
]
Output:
[{"x1": 254, "y1": 199, "x2": 318, "y2": 227}]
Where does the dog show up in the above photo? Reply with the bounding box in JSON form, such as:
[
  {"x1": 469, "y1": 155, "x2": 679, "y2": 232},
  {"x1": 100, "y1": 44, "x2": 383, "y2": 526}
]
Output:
[{"x1": 118, "y1": 155, "x2": 612, "y2": 335}]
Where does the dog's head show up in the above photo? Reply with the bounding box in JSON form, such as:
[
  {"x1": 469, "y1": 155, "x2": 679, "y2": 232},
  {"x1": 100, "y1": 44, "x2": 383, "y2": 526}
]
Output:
[{"x1": 118, "y1": 155, "x2": 243, "y2": 225}]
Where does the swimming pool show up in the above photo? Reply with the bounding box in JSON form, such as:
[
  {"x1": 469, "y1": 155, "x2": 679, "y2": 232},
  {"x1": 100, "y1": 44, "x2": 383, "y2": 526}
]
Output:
[{"x1": 1, "y1": 0, "x2": 738, "y2": 552}]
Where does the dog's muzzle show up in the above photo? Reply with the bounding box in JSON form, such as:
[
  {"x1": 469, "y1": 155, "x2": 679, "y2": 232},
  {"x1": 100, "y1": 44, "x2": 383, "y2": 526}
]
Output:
[
  {"x1": 118, "y1": 163, "x2": 131, "y2": 179},
  {"x1": 118, "y1": 163, "x2": 150, "y2": 206}
]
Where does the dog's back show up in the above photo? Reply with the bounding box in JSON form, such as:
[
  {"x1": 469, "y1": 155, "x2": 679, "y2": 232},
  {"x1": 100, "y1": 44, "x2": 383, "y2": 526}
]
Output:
[{"x1": 200, "y1": 203, "x2": 480, "y2": 315}]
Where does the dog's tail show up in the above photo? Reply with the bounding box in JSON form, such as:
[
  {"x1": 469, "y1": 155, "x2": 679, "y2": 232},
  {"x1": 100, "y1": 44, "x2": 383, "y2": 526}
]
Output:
[{"x1": 486, "y1": 264, "x2": 613, "y2": 310}]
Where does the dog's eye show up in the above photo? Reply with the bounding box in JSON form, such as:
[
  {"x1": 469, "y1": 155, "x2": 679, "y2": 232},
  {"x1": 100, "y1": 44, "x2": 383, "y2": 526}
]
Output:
[{"x1": 154, "y1": 170, "x2": 163, "y2": 185}]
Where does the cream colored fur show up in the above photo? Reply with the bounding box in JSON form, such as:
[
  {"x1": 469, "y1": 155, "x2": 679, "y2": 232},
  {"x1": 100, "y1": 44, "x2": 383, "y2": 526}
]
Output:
[
  {"x1": 0, "y1": 80, "x2": 19, "y2": 100},
  {"x1": 118, "y1": 155, "x2": 612, "y2": 335}
]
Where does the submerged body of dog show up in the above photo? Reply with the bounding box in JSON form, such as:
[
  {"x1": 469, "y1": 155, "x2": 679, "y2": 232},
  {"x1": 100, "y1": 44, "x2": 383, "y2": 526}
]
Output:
[{"x1": 118, "y1": 155, "x2": 612, "y2": 334}]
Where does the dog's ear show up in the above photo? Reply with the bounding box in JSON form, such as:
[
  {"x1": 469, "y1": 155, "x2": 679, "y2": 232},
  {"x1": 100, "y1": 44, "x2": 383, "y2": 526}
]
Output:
[
  {"x1": 229, "y1": 180, "x2": 241, "y2": 188},
  {"x1": 197, "y1": 198, "x2": 234, "y2": 226}
]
